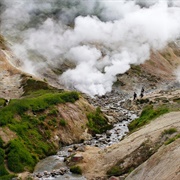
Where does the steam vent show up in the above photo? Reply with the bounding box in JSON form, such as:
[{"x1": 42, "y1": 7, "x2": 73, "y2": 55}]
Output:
[{"x1": 0, "y1": 1, "x2": 180, "y2": 180}]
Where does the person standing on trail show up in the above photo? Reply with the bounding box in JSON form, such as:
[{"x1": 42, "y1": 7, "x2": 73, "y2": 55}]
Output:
[
  {"x1": 133, "y1": 92, "x2": 137, "y2": 100},
  {"x1": 140, "y1": 92, "x2": 144, "y2": 98},
  {"x1": 141, "y1": 87, "x2": 144, "y2": 94},
  {"x1": 140, "y1": 87, "x2": 144, "y2": 98}
]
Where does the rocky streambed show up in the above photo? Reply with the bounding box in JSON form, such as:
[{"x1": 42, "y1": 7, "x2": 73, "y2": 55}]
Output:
[{"x1": 32, "y1": 91, "x2": 137, "y2": 180}]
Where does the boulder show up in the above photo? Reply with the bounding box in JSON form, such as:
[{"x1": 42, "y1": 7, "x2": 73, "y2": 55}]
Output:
[
  {"x1": 108, "y1": 176, "x2": 119, "y2": 180},
  {"x1": 71, "y1": 154, "x2": 83, "y2": 162}
]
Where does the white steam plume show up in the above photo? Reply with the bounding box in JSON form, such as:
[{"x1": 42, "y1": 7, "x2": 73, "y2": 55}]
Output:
[{"x1": 1, "y1": 0, "x2": 180, "y2": 96}]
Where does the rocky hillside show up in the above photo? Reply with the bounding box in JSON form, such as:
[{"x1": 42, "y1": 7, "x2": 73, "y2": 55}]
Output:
[
  {"x1": 72, "y1": 90, "x2": 180, "y2": 179},
  {"x1": 115, "y1": 42, "x2": 180, "y2": 94},
  {"x1": 0, "y1": 35, "x2": 111, "y2": 179}
]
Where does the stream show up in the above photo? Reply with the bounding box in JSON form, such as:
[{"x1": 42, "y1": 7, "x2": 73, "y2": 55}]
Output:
[{"x1": 32, "y1": 91, "x2": 137, "y2": 180}]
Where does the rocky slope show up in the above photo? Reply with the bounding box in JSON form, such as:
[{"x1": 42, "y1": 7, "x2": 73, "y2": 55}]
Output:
[
  {"x1": 115, "y1": 42, "x2": 180, "y2": 94},
  {"x1": 75, "y1": 109, "x2": 180, "y2": 180},
  {"x1": 0, "y1": 35, "x2": 103, "y2": 179}
]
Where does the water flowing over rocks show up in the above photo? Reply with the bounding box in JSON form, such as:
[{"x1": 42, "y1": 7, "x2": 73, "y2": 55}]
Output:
[{"x1": 32, "y1": 90, "x2": 138, "y2": 179}]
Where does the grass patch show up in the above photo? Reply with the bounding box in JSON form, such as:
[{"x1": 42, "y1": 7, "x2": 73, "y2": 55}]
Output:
[
  {"x1": 131, "y1": 65, "x2": 142, "y2": 75},
  {"x1": 87, "y1": 107, "x2": 112, "y2": 135},
  {"x1": 7, "y1": 139, "x2": 36, "y2": 173},
  {"x1": 0, "y1": 148, "x2": 10, "y2": 177},
  {"x1": 21, "y1": 78, "x2": 55, "y2": 96},
  {"x1": 164, "y1": 134, "x2": 180, "y2": 145},
  {"x1": 0, "y1": 98, "x2": 6, "y2": 107},
  {"x1": 59, "y1": 119, "x2": 67, "y2": 126},
  {"x1": 0, "y1": 90, "x2": 79, "y2": 175},
  {"x1": 0, "y1": 91, "x2": 79, "y2": 126},
  {"x1": 128, "y1": 105, "x2": 169, "y2": 132},
  {"x1": 162, "y1": 128, "x2": 177, "y2": 136},
  {"x1": 0, "y1": 138, "x2": 4, "y2": 148},
  {"x1": 107, "y1": 166, "x2": 123, "y2": 176},
  {"x1": 70, "y1": 166, "x2": 82, "y2": 175}
]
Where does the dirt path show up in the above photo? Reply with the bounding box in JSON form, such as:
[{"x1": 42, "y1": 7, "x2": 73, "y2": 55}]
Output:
[{"x1": 77, "y1": 111, "x2": 180, "y2": 179}]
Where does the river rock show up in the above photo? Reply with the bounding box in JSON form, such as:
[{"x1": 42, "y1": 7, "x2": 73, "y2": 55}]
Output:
[
  {"x1": 108, "y1": 176, "x2": 119, "y2": 180},
  {"x1": 68, "y1": 148, "x2": 73, "y2": 152},
  {"x1": 36, "y1": 173, "x2": 42, "y2": 178},
  {"x1": 106, "y1": 130, "x2": 112, "y2": 136},
  {"x1": 77, "y1": 145, "x2": 85, "y2": 152},
  {"x1": 71, "y1": 154, "x2": 83, "y2": 162},
  {"x1": 44, "y1": 171, "x2": 48, "y2": 175}
]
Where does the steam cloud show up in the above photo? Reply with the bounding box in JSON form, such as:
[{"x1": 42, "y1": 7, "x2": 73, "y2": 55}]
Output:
[{"x1": 1, "y1": 0, "x2": 180, "y2": 96}]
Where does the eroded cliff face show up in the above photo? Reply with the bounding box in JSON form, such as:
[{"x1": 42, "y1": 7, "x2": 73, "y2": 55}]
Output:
[
  {"x1": 50, "y1": 97, "x2": 95, "y2": 146},
  {"x1": 116, "y1": 43, "x2": 180, "y2": 93},
  {"x1": 0, "y1": 36, "x2": 23, "y2": 99}
]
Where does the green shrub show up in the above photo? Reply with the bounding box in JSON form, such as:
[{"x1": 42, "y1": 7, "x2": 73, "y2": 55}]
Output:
[
  {"x1": 0, "y1": 164, "x2": 9, "y2": 177},
  {"x1": 60, "y1": 91, "x2": 79, "y2": 103},
  {"x1": 107, "y1": 166, "x2": 123, "y2": 176},
  {"x1": 59, "y1": 119, "x2": 67, "y2": 126},
  {"x1": 7, "y1": 139, "x2": 36, "y2": 173},
  {"x1": 70, "y1": 166, "x2": 82, "y2": 175},
  {"x1": 0, "y1": 91, "x2": 79, "y2": 126},
  {"x1": 128, "y1": 105, "x2": 169, "y2": 132},
  {"x1": 0, "y1": 148, "x2": 9, "y2": 177},
  {"x1": 87, "y1": 107, "x2": 112, "y2": 135},
  {"x1": 0, "y1": 174, "x2": 16, "y2": 180},
  {"x1": 0, "y1": 148, "x2": 5, "y2": 164},
  {"x1": 39, "y1": 115, "x2": 46, "y2": 121},
  {"x1": 48, "y1": 118, "x2": 57, "y2": 126},
  {"x1": 162, "y1": 128, "x2": 177, "y2": 136},
  {"x1": 22, "y1": 78, "x2": 53, "y2": 96},
  {"x1": 48, "y1": 108, "x2": 58, "y2": 116},
  {"x1": 164, "y1": 134, "x2": 180, "y2": 145},
  {"x1": 0, "y1": 138, "x2": 3, "y2": 148},
  {"x1": 0, "y1": 98, "x2": 6, "y2": 107}
]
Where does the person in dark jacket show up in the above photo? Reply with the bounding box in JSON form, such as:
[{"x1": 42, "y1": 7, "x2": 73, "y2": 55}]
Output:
[{"x1": 133, "y1": 92, "x2": 137, "y2": 100}]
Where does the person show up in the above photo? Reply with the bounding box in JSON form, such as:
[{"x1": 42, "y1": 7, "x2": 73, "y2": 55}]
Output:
[
  {"x1": 141, "y1": 87, "x2": 144, "y2": 94},
  {"x1": 140, "y1": 87, "x2": 144, "y2": 98},
  {"x1": 140, "y1": 92, "x2": 144, "y2": 98},
  {"x1": 133, "y1": 92, "x2": 137, "y2": 100}
]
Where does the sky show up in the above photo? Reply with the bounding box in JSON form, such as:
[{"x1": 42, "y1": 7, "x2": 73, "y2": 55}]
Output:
[{"x1": 1, "y1": 0, "x2": 180, "y2": 96}]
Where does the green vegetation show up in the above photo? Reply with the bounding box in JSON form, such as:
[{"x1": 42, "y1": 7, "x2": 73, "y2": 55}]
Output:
[
  {"x1": 131, "y1": 65, "x2": 142, "y2": 75},
  {"x1": 0, "y1": 138, "x2": 3, "y2": 148},
  {"x1": 0, "y1": 98, "x2": 6, "y2": 107},
  {"x1": 128, "y1": 105, "x2": 169, "y2": 132},
  {"x1": 87, "y1": 107, "x2": 112, "y2": 135},
  {"x1": 59, "y1": 119, "x2": 67, "y2": 126},
  {"x1": 7, "y1": 139, "x2": 36, "y2": 172},
  {"x1": 0, "y1": 91, "x2": 79, "y2": 126},
  {"x1": 0, "y1": 90, "x2": 79, "y2": 177},
  {"x1": 21, "y1": 78, "x2": 55, "y2": 96},
  {"x1": 70, "y1": 165, "x2": 82, "y2": 175},
  {"x1": 0, "y1": 148, "x2": 16, "y2": 179},
  {"x1": 162, "y1": 128, "x2": 177, "y2": 136},
  {"x1": 164, "y1": 134, "x2": 180, "y2": 145},
  {"x1": 48, "y1": 108, "x2": 58, "y2": 116},
  {"x1": 107, "y1": 166, "x2": 122, "y2": 176}
]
